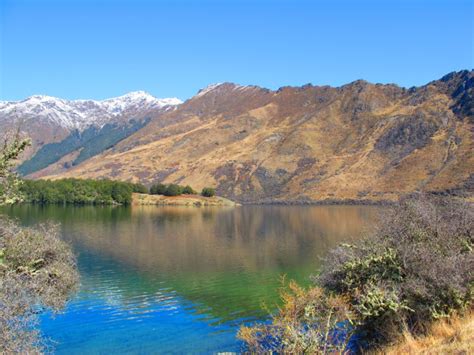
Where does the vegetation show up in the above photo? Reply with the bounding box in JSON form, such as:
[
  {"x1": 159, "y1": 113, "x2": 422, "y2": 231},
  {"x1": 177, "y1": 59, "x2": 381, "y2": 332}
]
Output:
[
  {"x1": 0, "y1": 134, "x2": 30, "y2": 204},
  {"x1": 17, "y1": 120, "x2": 148, "y2": 176},
  {"x1": 376, "y1": 311, "x2": 473, "y2": 354},
  {"x1": 201, "y1": 187, "x2": 216, "y2": 197},
  {"x1": 0, "y1": 220, "x2": 79, "y2": 352},
  {"x1": 149, "y1": 183, "x2": 166, "y2": 195},
  {"x1": 72, "y1": 120, "x2": 148, "y2": 166},
  {"x1": 149, "y1": 183, "x2": 197, "y2": 196},
  {"x1": 239, "y1": 280, "x2": 355, "y2": 353},
  {"x1": 239, "y1": 194, "x2": 473, "y2": 352},
  {"x1": 0, "y1": 133, "x2": 79, "y2": 352},
  {"x1": 20, "y1": 178, "x2": 143, "y2": 205}
]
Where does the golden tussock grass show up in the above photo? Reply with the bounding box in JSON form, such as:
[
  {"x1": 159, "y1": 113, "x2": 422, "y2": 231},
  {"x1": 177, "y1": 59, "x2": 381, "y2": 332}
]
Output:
[{"x1": 377, "y1": 312, "x2": 474, "y2": 354}]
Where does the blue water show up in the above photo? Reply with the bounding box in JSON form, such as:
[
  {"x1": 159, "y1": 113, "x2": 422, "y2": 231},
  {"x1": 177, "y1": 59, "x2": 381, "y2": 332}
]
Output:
[
  {"x1": 3, "y1": 204, "x2": 379, "y2": 353},
  {"x1": 41, "y1": 250, "x2": 245, "y2": 353}
]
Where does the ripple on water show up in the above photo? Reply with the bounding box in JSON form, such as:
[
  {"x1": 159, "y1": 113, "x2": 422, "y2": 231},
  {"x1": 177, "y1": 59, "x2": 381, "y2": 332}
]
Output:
[{"x1": 1, "y1": 204, "x2": 379, "y2": 353}]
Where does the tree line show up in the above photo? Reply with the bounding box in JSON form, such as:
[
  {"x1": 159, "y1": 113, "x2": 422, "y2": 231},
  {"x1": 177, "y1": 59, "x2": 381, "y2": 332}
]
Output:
[
  {"x1": 149, "y1": 183, "x2": 215, "y2": 197},
  {"x1": 20, "y1": 178, "x2": 144, "y2": 205},
  {"x1": 19, "y1": 179, "x2": 216, "y2": 205}
]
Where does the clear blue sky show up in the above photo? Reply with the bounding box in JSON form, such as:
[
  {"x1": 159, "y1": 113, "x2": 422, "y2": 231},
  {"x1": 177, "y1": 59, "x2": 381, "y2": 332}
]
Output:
[{"x1": 0, "y1": 0, "x2": 472, "y2": 101}]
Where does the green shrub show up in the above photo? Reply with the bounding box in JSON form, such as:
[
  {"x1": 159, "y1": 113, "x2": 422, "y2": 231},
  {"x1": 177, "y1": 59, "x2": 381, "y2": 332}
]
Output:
[
  {"x1": 132, "y1": 183, "x2": 148, "y2": 194},
  {"x1": 150, "y1": 183, "x2": 197, "y2": 196},
  {"x1": 150, "y1": 183, "x2": 166, "y2": 195},
  {"x1": 201, "y1": 187, "x2": 216, "y2": 197},
  {"x1": 182, "y1": 185, "x2": 195, "y2": 194},
  {"x1": 164, "y1": 184, "x2": 183, "y2": 196}
]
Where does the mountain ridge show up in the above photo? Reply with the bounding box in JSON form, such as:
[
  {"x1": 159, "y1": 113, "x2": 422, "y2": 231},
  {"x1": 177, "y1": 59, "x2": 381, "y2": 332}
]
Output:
[
  {"x1": 0, "y1": 91, "x2": 182, "y2": 176},
  {"x1": 0, "y1": 91, "x2": 182, "y2": 131},
  {"x1": 2, "y1": 70, "x2": 472, "y2": 203}
]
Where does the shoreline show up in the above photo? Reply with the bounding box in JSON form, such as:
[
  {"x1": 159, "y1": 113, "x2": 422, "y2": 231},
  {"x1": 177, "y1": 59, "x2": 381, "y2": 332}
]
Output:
[
  {"x1": 239, "y1": 199, "x2": 395, "y2": 206},
  {"x1": 132, "y1": 193, "x2": 238, "y2": 207}
]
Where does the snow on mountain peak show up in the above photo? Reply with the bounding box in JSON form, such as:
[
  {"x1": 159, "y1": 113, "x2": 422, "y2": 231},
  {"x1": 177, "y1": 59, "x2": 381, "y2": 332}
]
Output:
[
  {"x1": 195, "y1": 82, "x2": 256, "y2": 98},
  {"x1": 196, "y1": 83, "x2": 225, "y2": 97},
  {"x1": 0, "y1": 92, "x2": 183, "y2": 131}
]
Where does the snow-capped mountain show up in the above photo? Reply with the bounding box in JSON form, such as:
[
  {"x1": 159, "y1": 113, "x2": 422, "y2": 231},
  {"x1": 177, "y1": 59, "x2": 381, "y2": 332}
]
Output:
[
  {"x1": 0, "y1": 91, "x2": 182, "y2": 177},
  {"x1": 0, "y1": 91, "x2": 182, "y2": 131}
]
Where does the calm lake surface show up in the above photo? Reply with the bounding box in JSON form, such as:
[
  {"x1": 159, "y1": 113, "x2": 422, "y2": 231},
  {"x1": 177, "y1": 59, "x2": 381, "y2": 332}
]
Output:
[{"x1": 1, "y1": 204, "x2": 380, "y2": 353}]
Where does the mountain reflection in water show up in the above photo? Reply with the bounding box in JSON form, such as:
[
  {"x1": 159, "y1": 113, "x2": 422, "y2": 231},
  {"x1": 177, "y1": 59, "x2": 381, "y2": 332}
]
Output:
[{"x1": 1, "y1": 204, "x2": 380, "y2": 353}]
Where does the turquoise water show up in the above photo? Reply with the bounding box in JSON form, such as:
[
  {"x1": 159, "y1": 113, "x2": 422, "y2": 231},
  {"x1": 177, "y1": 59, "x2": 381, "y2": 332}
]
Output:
[{"x1": 2, "y1": 204, "x2": 379, "y2": 353}]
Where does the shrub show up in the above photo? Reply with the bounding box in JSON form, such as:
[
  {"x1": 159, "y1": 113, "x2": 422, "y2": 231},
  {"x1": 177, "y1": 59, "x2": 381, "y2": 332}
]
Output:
[
  {"x1": 239, "y1": 194, "x2": 473, "y2": 352},
  {"x1": 182, "y1": 185, "x2": 195, "y2": 194},
  {"x1": 132, "y1": 183, "x2": 148, "y2": 194},
  {"x1": 201, "y1": 187, "x2": 216, "y2": 197},
  {"x1": 150, "y1": 183, "x2": 166, "y2": 195},
  {"x1": 0, "y1": 132, "x2": 79, "y2": 352},
  {"x1": 238, "y1": 280, "x2": 356, "y2": 353},
  {"x1": 318, "y1": 194, "x2": 474, "y2": 343},
  {"x1": 0, "y1": 219, "x2": 79, "y2": 352},
  {"x1": 164, "y1": 184, "x2": 183, "y2": 196}
]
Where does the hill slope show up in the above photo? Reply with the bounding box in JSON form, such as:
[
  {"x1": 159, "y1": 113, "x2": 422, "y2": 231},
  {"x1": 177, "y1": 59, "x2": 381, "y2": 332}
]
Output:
[
  {"x1": 42, "y1": 71, "x2": 474, "y2": 203},
  {"x1": 0, "y1": 92, "x2": 182, "y2": 176}
]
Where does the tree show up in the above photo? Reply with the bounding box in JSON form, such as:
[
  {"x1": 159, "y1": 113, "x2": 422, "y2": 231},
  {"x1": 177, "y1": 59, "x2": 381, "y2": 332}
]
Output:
[
  {"x1": 0, "y1": 134, "x2": 30, "y2": 204},
  {"x1": 201, "y1": 187, "x2": 216, "y2": 197}
]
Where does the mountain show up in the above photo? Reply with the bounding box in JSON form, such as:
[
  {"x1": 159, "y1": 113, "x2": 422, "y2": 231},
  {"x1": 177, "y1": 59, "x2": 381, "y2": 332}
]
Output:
[
  {"x1": 0, "y1": 92, "x2": 182, "y2": 176},
  {"x1": 10, "y1": 70, "x2": 474, "y2": 203}
]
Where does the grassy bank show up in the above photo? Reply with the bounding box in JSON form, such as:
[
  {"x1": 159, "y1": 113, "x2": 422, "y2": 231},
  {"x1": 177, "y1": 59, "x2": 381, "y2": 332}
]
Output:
[
  {"x1": 132, "y1": 193, "x2": 237, "y2": 207},
  {"x1": 378, "y1": 312, "x2": 473, "y2": 354}
]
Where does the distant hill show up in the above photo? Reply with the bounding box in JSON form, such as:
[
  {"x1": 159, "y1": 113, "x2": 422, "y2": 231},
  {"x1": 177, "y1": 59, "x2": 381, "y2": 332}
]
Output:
[
  {"x1": 5, "y1": 70, "x2": 473, "y2": 203},
  {"x1": 0, "y1": 91, "x2": 182, "y2": 176}
]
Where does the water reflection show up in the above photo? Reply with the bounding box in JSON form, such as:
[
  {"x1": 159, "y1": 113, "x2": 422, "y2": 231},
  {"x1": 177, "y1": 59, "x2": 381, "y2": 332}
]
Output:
[{"x1": 1, "y1": 204, "x2": 380, "y2": 352}]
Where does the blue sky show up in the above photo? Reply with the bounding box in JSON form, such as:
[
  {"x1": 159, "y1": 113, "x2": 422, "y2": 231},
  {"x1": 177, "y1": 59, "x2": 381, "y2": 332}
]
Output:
[{"x1": 0, "y1": 0, "x2": 472, "y2": 101}]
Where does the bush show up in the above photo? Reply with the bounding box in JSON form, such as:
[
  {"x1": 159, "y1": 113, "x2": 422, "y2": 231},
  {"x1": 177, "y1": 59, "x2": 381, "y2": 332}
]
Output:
[
  {"x1": 164, "y1": 184, "x2": 183, "y2": 196},
  {"x1": 318, "y1": 194, "x2": 473, "y2": 343},
  {"x1": 150, "y1": 183, "x2": 196, "y2": 196},
  {"x1": 238, "y1": 280, "x2": 355, "y2": 353},
  {"x1": 239, "y1": 194, "x2": 474, "y2": 351},
  {"x1": 182, "y1": 185, "x2": 195, "y2": 195},
  {"x1": 201, "y1": 187, "x2": 216, "y2": 197},
  {"x1": 132, "y1": 183, "x2": 148, "y2": 194},
  {"x1": 0, "y1": 219, "x2": 79, "y2": 352},
  {"x1": 150, "y1": 183, "x2": 166, "y2": 195}
]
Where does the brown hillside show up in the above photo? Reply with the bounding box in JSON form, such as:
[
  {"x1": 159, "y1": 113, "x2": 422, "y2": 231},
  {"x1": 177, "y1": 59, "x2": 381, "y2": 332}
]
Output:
[{"x1": 45, "y1": 71, "x2": 474, "y2": 203}]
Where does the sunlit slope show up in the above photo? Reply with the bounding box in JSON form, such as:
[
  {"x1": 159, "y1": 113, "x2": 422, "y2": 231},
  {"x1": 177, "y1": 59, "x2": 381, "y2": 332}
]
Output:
[{"x1": 46, "y1": 71, "x2": 473, "y2": 203}]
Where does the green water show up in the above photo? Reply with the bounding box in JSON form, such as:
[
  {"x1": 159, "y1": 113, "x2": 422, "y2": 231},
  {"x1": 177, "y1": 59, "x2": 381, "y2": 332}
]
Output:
[{"x1": 1, "y1": 204, "x2": 380, "y2": 353}]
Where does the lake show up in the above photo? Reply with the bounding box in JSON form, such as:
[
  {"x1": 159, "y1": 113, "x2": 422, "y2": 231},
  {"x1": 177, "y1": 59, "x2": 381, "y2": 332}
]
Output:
[{"x1": 1, "y1": 204, "x2": 380, "y2": 353}]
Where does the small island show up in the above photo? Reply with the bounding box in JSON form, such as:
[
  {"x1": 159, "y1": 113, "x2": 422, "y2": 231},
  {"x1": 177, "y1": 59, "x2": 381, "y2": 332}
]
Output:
[
  {"x1": 18, "y1": 178, "x2": 237, "y2": 207},
  {"x1": 132, "y1": 193, "x2": 237, "y2": 207},
  {"x1": 133, "y1": 183, "x2": 237, "y2": 206}
]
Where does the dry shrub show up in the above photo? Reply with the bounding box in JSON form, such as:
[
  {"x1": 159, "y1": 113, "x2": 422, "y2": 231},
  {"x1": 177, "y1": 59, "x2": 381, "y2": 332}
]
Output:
[
  {"x1": 0, "y1": 218, "x2": 79, "y2": 353},
  {"x1": 238, "y1": 280, "x2": 355, "y2": 353},
  {"x1": 239, "y1": 194, "x2": 473, "y2": 353},
  {"x1": 319, "y1": 194, "x2": 473, "y2": 343}
]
